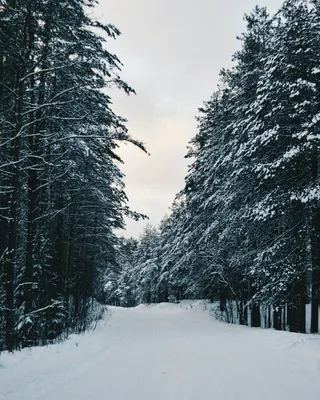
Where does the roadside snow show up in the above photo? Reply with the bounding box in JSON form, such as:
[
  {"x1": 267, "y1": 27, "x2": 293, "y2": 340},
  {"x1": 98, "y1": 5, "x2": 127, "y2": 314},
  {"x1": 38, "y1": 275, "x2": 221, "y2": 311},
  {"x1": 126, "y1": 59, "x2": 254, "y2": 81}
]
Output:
[{"x1": 1, "y1": 301, "x2": 320, "y2": 400}]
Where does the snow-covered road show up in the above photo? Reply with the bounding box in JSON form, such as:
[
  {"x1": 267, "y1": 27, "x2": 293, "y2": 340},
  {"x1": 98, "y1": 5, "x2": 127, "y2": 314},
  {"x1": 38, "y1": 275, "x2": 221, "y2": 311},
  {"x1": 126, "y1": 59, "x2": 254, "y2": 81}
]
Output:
[{"x1": 1, "y1": 302, "x2": 320, "y2": 400}]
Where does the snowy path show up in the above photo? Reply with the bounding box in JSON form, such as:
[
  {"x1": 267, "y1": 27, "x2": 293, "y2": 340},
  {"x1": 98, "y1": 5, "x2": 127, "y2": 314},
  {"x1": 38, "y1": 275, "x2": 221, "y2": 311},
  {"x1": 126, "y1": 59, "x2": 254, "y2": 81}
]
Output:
[{"x1": 1, "y1": 302, "x2": 320, "y2": 400}]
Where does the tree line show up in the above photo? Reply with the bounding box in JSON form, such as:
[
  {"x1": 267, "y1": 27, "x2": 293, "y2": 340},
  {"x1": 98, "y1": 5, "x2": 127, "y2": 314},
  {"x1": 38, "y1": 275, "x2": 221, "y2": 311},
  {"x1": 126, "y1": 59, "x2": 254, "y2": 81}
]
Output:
[
  {"x1": 107, "y1": 0, "x2": 320, "y2": 334},
  {"x1": 0, "y1": 0, "x2": 146, "y2": 352}
]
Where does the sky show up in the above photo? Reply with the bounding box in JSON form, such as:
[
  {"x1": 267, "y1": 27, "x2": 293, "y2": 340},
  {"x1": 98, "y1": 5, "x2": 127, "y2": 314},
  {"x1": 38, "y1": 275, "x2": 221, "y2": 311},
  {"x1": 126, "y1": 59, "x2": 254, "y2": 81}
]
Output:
[{"x1": 96, "y1": 0, "x2": 283, "y2": 238}]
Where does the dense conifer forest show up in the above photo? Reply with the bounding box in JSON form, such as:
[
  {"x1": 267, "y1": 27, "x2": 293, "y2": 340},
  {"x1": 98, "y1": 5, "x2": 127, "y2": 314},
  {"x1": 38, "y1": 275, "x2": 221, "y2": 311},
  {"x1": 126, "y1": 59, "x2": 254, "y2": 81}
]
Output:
[
  {"x1": 106, "y1": 0, "x2": 320, "y2": 334},
  {"x1": 0, "y1": 0, "x2": 146, "y2": 352}
]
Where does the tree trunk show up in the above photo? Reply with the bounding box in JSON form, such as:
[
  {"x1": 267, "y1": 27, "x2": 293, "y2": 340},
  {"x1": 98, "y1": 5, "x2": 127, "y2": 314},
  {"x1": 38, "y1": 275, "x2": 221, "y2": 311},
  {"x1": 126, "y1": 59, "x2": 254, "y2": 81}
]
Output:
[
  {"x1": 273, "y1": 308, "x2": 282, "y2": 331},
  {"x1": 310, "y1": 156, "x2": 320, "y2": 333},
  {"x1": 251, "y1": 303, "x2": 261, "y2": 327},
  {"x1": 5, "y1": 72, "x2": 25, "y2": 351}
]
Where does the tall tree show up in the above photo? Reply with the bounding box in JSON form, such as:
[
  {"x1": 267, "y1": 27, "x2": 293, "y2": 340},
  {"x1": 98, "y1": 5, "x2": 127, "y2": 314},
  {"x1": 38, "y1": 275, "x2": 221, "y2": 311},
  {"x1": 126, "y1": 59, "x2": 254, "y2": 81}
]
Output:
[{"x1": 0, "y1": 0, "x2": 146, "y2": 351}]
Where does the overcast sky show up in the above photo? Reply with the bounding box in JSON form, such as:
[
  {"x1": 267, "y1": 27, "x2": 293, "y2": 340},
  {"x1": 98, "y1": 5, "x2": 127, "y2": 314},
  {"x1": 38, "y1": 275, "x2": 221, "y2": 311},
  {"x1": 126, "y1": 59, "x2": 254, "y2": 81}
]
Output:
[{"x1": 96, "y1": 0, "x2": 283, "y2": 238}]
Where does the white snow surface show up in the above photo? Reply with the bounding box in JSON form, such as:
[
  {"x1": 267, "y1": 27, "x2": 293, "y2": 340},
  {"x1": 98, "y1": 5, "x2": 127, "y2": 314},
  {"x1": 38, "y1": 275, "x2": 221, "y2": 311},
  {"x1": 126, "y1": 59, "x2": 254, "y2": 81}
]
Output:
[{"x1": 1, "y1": 301, "x2": 320, "y2": 400}]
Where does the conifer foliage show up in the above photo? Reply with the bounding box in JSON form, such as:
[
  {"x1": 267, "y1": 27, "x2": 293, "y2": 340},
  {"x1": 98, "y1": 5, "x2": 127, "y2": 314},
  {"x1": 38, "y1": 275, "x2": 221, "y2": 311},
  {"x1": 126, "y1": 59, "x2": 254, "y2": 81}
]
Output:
[
  {"x1": 0, "y1": 0, "x2": 146, "y2": 351},
  {"x1": 112, "y1": 0, "x2": 320, "y2": 334}
]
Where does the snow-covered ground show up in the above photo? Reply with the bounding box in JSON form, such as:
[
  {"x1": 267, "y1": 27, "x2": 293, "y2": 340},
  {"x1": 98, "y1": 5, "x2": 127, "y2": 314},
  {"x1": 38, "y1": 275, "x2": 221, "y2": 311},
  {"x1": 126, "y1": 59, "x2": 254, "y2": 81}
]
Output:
[{"x1": 1, "y1": 301, "x2": 320, "y2": 400}]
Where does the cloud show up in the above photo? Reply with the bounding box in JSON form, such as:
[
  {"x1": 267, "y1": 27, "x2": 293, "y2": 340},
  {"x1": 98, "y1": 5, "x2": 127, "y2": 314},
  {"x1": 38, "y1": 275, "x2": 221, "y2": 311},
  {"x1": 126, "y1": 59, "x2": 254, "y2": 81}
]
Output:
[{"x1": 97, "y1": 0, "x2": 284, "y2": 237}]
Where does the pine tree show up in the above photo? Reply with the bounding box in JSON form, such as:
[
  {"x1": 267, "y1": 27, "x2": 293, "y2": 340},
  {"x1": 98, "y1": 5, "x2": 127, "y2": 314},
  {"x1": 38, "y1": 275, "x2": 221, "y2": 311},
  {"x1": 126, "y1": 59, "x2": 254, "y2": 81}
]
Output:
[
  {"x1": 0, "y1": 0, "x2": 146, "y2": 351},
  {"x1": 120, "y1": 1, "x2": 320, "y2": 334}
]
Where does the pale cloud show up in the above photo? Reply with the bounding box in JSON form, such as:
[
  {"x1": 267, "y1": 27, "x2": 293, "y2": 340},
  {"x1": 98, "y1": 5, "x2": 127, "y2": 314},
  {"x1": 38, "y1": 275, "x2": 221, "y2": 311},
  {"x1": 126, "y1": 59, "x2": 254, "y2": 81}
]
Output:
[{"x1": 97, "y1": 0, "x2": 284, "y2": 237}]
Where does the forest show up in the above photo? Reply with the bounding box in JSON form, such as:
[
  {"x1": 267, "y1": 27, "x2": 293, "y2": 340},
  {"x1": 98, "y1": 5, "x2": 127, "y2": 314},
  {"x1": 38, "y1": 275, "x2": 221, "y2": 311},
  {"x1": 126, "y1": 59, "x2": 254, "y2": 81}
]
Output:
[
  {"x1": 106, "y1": 0, "x2": 320, "y2": 334},
  {"x1": 1, "y1": 0, "x2": 320, "y2": 354},
  {"x1": 0, "y1": 0, "x2": 147, "y2": 352}
]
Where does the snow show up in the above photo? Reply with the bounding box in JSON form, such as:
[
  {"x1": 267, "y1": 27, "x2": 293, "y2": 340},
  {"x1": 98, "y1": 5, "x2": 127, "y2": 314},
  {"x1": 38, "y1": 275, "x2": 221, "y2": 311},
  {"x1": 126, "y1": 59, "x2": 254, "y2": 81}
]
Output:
[{"x1": 1, "y1": 301, "x2": 320, "y2": 400}]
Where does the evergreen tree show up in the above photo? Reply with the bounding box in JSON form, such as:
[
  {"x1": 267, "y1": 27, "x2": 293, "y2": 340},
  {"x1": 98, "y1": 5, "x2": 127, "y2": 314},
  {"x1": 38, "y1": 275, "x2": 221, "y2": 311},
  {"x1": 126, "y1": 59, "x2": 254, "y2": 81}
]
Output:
[
  {"x1": 116, "y1": 0, "x2": 320, "y2": 335},
  {"x1": 0, "y1": 0, "x2": 146, "y2": 351}
]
